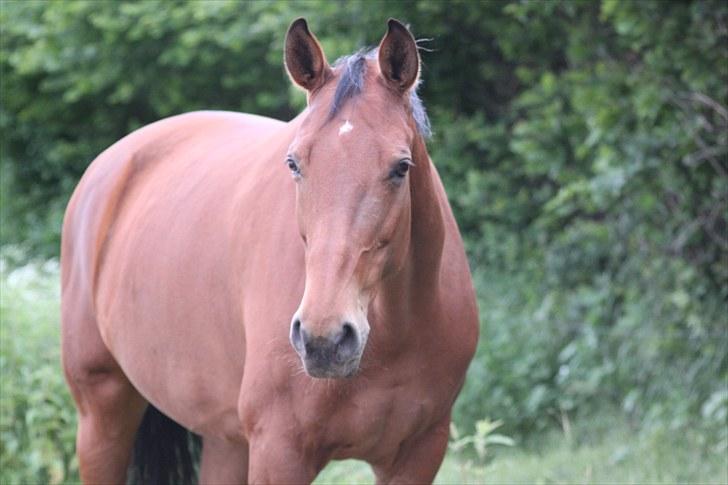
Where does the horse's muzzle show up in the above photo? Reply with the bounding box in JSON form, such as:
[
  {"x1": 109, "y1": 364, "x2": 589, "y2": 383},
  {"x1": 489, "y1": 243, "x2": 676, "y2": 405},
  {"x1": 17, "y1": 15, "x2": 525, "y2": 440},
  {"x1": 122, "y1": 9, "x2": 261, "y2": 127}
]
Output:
[{"x1": 290, "y1": 319, "x2": 363, "y2": 378}]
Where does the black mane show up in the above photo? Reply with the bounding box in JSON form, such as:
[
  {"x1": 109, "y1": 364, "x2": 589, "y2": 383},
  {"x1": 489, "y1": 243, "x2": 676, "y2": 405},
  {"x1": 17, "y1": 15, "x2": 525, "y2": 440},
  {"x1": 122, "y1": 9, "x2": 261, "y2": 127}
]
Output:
[{"x1": 329, "y1": 49, "x2": 432, "y2": 138}]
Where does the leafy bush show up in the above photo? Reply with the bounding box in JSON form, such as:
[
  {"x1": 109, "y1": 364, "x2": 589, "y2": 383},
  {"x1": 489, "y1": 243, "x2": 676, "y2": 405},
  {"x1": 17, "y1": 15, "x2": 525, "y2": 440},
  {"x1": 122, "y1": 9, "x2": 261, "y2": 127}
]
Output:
[
  {"x1": 446, "y1": 0, "x2": 727, "y2": 441},
  {"x1": 0, "y1": 251, "x2": 78, "y2": 483}
]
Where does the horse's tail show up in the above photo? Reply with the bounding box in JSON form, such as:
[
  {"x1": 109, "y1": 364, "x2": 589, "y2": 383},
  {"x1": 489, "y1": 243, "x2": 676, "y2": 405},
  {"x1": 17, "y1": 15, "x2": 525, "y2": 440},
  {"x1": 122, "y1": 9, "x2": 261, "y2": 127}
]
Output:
[{"x1": 127, "y1": 405, "x2": 202, "y2": 485}]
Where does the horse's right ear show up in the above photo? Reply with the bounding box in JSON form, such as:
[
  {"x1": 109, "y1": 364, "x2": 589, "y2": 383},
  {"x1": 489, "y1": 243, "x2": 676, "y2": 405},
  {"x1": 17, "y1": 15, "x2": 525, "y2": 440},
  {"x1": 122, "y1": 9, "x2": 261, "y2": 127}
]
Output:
[{"x1": 285, "y1": 18, "x2": 330, "y2": 92}]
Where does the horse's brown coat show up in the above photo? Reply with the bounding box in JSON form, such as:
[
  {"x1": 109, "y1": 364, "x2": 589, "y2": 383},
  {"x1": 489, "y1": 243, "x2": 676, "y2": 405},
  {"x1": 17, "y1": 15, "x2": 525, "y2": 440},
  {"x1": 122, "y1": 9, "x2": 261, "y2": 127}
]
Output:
[{"x1": 61, "y1": 19, "x2": 478, "y2": 483}]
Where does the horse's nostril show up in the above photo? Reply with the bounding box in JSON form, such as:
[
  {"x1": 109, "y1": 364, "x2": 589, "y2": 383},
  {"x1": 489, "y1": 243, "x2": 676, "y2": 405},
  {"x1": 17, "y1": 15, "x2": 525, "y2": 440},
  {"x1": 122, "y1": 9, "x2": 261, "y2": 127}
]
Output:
[
  {"x1": 336, "y1": 322, "x2": 358, "y2": 354},
  {"x1": 290, "y1": 318, "x2": 304, "y2": 352}
]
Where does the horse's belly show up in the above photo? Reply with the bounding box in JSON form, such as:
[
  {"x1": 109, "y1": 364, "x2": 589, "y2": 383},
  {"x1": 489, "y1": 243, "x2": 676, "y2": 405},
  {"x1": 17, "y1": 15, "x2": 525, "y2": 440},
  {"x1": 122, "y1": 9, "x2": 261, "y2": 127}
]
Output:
[
  {"x1": 98, "y1": 288, "x2": 246, "y2": 437},
  {"x1": 94, "y1": 188, "x2": 251, "y2": 437}
]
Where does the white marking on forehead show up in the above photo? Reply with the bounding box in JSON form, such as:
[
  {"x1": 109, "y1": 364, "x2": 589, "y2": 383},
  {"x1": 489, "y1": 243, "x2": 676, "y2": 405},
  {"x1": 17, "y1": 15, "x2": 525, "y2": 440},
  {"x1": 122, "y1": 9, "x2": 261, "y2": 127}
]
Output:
[{"x1": 339, "y1": 120, "x2": 354, "y2": 135}]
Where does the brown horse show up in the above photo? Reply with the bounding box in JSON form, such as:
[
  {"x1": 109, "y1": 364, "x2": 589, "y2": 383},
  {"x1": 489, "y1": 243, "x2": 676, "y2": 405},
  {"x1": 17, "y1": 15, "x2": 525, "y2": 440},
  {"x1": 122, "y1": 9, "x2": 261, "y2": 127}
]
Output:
[{"x1": 61, "y1": 18, "x2": 478, "y2": 484}]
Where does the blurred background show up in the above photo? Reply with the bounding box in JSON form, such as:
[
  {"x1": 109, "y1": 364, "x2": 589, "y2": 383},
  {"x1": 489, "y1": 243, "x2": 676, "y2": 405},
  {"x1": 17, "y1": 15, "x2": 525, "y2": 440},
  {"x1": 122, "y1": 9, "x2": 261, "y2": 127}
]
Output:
[{"x1": 1, "y1": 1, "x2": 726, "y2": 483}]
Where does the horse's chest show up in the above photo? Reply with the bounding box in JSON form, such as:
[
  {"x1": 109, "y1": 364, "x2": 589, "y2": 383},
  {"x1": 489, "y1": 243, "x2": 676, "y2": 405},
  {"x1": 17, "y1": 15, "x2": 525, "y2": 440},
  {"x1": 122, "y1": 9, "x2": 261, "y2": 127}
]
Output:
[{"x1": 306, "y1": 376, "x2": 440, "y2": 462}]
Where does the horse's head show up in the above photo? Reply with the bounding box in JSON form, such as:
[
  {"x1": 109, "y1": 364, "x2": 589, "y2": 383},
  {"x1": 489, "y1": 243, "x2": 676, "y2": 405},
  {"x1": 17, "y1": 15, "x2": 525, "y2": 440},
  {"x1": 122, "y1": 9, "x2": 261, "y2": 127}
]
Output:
[{"x1": 284, "y1": 18, "x2": 428, "y2": 378}]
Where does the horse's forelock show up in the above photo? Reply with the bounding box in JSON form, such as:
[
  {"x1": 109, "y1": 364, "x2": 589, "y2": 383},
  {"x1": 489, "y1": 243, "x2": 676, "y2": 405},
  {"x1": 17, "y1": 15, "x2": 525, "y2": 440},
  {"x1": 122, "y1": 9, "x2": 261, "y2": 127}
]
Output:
[{"x1": 328, "y1": 48, "x2": 431, "y2": 139}]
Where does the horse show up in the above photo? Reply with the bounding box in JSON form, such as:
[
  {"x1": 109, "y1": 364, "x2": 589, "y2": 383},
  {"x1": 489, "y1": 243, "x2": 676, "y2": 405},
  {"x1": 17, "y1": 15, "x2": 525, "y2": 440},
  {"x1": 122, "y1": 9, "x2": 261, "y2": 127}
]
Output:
[{"x1": 61, "y1": 18, "x2": 478, "y2": 484}]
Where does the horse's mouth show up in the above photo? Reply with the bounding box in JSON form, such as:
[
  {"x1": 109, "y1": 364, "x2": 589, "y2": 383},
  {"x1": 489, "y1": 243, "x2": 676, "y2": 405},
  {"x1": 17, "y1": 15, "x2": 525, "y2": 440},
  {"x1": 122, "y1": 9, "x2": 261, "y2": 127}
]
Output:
[{"x1": 302, "y1": 356, "x2": 361, "y2": 379}]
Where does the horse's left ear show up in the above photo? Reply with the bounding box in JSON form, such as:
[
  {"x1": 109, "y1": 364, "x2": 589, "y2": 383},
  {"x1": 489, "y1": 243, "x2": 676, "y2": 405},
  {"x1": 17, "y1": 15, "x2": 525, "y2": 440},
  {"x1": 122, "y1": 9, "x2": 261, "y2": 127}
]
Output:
[{"x1": 377, "y1": 19, "x2": 419, "y2": 92}]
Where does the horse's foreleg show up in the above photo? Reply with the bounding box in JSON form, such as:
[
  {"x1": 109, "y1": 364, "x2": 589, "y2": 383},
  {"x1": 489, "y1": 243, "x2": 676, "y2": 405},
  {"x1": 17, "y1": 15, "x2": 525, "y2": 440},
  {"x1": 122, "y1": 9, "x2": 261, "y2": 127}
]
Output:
[
  {"x1": 199, "y1": 435, "x2": 249, "y2": 484},
  {"x1": 372, "y1": 417, "x2": 450, "y2": 485}
]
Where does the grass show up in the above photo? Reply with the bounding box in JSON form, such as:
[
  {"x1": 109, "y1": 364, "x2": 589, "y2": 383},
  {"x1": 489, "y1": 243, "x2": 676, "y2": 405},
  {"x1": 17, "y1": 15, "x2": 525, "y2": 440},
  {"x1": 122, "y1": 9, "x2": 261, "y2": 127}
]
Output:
[
  {"x1": 1, "y1": 253, "x2": 726, "y2": 484},
  {"x1": 316, "y1": 417, "x2": 728, "y2": 484}
]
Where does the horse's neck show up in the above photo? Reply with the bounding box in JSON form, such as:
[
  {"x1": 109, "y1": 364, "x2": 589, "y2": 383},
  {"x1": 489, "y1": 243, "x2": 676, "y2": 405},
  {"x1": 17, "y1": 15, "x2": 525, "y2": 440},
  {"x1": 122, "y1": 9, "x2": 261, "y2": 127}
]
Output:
[{"x1": 407, "y1": 134, "x2": 445, "y2": 288}]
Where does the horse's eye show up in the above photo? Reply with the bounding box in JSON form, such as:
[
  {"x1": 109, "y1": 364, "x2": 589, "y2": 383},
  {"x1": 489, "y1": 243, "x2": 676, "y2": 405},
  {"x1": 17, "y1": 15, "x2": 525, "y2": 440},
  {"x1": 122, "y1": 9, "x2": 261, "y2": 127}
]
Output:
[
  {"x1": 286, "y1": 157, "x2": 301, "y2": 177},
  {"x1": 391, "y1": 159, "x2": 413, "y2": 179}
]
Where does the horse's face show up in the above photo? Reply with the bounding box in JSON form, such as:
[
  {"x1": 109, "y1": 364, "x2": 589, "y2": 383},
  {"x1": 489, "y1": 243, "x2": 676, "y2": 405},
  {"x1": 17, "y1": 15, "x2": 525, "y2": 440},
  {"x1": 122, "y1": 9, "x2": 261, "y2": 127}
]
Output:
[{"x1": 284, "y1": 19, "x2": 421, "y2": 378}]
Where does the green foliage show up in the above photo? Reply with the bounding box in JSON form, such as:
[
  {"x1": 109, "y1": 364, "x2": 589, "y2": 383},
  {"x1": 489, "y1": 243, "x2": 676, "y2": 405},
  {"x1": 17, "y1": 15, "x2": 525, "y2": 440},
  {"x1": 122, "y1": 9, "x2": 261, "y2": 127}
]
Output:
[
  {"x1": 0, "y1": 251, "x2": 77, "y2": 484},
  {"x1": 449, "y1": 418, "x2": 515, "y2": 462},
  {"x1": 1, "y1": 0, "x2": 727, "y2": 476},
  {"x1": 448, "y1": 0, "x2": 727, "y2": 443}
]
